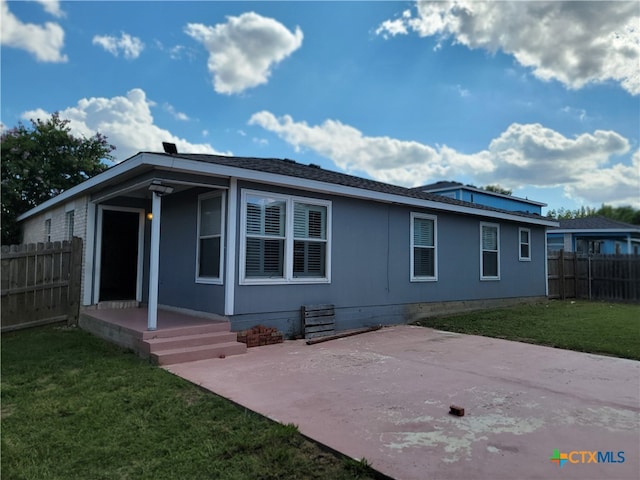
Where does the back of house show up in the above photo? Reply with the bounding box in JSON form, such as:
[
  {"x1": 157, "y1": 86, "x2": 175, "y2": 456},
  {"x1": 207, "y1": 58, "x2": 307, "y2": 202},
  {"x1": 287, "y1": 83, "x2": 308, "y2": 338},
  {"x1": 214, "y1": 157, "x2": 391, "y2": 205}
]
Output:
[{"x1": 18, "y1": 150, "x2": 558, "y2": 336}]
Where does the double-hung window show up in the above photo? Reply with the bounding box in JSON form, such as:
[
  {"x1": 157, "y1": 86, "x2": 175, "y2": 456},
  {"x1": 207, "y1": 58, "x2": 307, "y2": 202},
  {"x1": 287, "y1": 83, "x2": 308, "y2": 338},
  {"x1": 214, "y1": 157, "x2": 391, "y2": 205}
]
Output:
[
  {"x1": 480, "y1": 222, "x2": 500, "y2": 280},
  {"x1": 519, "y1": 228, "x2": 531, "y2": 261},
  {"x1": 293, "y1": 203, "x2": 327, "y2": 278},
  {"x1": 245, "y1": 195, "x2": 286, "y2": 278},
  {"x1": 411, "y1": 213, "x2": 437, "y2": 281},
  {"x1": 196, "y1": 192, "x2": 225, "y2": 283},
  {"x1": 241, "y1": 190, "x2": 331, "y2": 284}
]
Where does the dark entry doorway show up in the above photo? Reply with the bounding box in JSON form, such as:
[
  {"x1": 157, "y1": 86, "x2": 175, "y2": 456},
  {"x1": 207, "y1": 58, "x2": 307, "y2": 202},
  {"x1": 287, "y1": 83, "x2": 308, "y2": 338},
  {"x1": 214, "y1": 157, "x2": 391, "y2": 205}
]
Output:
[{"x1": 99, "y1": 209, "x2": 141, "y2": 301}]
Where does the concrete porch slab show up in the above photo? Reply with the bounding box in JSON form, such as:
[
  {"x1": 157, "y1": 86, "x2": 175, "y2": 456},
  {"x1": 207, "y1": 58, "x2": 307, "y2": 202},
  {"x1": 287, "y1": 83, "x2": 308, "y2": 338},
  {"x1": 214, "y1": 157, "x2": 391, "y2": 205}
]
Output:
[{"x1": 165, "y1": 326, "x2": 640, "y2": 480}]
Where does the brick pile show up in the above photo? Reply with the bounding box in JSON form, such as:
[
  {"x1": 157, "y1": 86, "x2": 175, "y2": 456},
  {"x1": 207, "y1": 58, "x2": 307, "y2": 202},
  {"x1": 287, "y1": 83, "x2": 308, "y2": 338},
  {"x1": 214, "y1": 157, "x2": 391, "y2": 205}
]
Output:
[{"x1": 237, "y1": 325, "x2": 283, "y2": 348}]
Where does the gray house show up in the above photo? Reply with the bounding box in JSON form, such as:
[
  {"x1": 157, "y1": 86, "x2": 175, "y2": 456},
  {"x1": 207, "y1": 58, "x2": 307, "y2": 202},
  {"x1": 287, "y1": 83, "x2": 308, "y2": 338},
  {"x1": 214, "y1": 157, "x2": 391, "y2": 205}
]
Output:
[{"x1": 18, "y1": 151, "x2": 557, "y2": 336}]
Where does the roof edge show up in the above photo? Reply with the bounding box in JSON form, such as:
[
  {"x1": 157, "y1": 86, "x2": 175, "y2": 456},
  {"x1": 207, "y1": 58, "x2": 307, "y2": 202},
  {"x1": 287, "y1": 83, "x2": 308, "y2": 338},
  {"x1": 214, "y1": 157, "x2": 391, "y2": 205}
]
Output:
[{"x1": 17, "y1": 152, "x2": 558, "y2": 227}]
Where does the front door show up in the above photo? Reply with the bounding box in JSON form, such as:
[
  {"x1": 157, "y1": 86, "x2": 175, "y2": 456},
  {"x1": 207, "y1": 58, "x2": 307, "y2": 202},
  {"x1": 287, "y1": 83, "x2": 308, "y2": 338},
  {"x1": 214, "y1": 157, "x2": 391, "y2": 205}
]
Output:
[{"x1": 97, "y1": 208, "x2": 143, "y2": 301}]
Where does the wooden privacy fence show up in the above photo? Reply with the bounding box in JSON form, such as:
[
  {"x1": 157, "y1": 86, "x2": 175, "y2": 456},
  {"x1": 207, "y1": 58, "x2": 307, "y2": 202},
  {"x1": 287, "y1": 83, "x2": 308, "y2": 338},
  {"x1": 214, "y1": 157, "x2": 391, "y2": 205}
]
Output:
[
  {"x1": 1, "y1": 237, "x2": 82, "y2": 332},
  {"x1": 548, "y1": 251, "x2": 640, "y2": 302}
]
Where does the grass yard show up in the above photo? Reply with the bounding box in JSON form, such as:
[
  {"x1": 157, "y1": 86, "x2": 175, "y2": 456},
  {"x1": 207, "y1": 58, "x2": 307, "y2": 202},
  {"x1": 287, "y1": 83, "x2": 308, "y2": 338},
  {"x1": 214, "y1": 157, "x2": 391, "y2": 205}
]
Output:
[
  {"x1": 413, "y1": 300, "x2": 640, "y2": 360},
  {"x1": 1, "y1": 326, "x2": 375, "y2": 480}
]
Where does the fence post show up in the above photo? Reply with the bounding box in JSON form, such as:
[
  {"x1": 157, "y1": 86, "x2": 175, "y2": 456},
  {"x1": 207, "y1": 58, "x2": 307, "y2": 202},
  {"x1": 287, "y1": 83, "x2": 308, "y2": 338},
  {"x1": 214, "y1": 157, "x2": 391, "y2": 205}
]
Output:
[
  {"x1": 559, "y1": 249, "x2": 565, "y2": 300},
  {"x1": 67, "y1": 237, "x2": 83, "y2": 325},
  {"x1": 588, "y1": 256, "x2": 592, "y2": 300}
]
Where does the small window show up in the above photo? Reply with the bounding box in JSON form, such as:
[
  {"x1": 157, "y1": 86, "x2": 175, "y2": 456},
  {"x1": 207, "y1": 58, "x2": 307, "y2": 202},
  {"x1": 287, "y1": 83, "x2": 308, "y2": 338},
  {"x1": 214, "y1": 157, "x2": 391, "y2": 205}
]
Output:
[
  {"x1": 196, "y1": 192, "x2": 225, "y2": 283},
  {"x1": 44, "y1": 218, "x2": 52, "y2": 242},
  {"x1": 66, "y1": 211, "x2": 75, "y2": 240},
  {"x1": 519, "y1": 228, "x2": 531, "y2": 261},
  {"x1": 480, "y1": 222, "x2": 500, "y2": 280},
  {"x1": 411, "y1": 213, "x2": 437, "y2": 281},
  {"x1": 293, "y1": 202, "x2": 327, "y2": 278},
  {"x1": 245, "y1": 195, "x2": 286, "y2": 279}
]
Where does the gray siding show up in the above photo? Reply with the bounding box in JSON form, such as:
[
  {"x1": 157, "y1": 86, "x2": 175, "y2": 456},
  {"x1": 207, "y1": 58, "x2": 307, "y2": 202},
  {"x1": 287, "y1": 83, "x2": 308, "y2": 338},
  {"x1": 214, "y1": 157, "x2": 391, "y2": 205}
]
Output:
[
  {"x1": 231, "y1": 188, "x2": 546, "y2": 312},
  {"x1": 138, "y1": 180, "x2": 547, "y2": 335},
  {"x1": 158, "y1": 187, "x2": 226, "y2": 314}
]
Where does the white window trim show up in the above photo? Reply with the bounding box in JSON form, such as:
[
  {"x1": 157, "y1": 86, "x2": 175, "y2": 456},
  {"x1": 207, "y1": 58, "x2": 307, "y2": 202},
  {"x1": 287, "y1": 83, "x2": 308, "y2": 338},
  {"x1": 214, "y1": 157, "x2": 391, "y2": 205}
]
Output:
[
  {"x1": 519, "y1": 227, "x2": 531, "y2": 262},
  {"x1": 410, "y1": 212, "x2": 438, "y2": 282},
  {"x1": 480, "y1": 222, "x2": 500, "y2": 281},
  {"x1": 239, "y1": 189, "x2": 332, "y2": 285},
  {"x1": 195, "y1": 191, "x2": 225, "y2": 285}
]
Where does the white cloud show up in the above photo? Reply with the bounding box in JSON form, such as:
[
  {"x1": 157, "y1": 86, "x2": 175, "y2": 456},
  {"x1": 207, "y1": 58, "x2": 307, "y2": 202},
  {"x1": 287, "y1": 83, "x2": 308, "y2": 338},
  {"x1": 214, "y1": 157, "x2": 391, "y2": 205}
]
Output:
[
  {"x1": 34, "y1": 0, "x2": 64, "y2": 18},
  {"x1": 377, "y1": 1, "x2": 640, "y2": 95},
  {"x1": 0, "y1": 0, "x2": 67, "y2": 62},
  {"x1": 567, "y1": 149, "x2": 640, "y2": 207},
  {"x1": 185, "y1": 11, "x2": 303, "y2": 95},
  {"x1": 249, "y1": 111, "x2": 638, "y2": 207},
  {"x1": 22, "y1": 89, "x2": 229, "y2": 161},
  {"x1": 163, "y1": 103, "x2": 190, "y2": 121},
  {"x1": 453, "y1": 84, "x2": 469, "y2": 98},
  {"x1": 93, "y1": 32, "x2": 144, "y2": 59},
  {"x1": 561, "y1": 106, "x2": 588, "y2": 123}
]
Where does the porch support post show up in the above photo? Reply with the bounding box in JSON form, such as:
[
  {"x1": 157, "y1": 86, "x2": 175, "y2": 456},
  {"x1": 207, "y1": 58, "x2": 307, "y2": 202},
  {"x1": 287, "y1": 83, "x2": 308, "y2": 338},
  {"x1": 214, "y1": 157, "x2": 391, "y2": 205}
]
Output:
[
  {"x1": 148, "y1": 192, "x2": 161, "y2": 331},
  {"x1": 83, "y1": 201, "x2": 97, "y2": 306},
  {"x1": 224, "y1": 178, "x2": 237, "y2": 316}
]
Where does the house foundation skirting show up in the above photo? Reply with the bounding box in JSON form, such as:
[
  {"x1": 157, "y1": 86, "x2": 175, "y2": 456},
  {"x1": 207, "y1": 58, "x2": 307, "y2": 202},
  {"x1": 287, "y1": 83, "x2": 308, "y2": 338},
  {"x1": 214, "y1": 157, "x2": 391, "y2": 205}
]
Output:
[{"x1": 228, "y1": 296, "x2": 548, "y2": 339}]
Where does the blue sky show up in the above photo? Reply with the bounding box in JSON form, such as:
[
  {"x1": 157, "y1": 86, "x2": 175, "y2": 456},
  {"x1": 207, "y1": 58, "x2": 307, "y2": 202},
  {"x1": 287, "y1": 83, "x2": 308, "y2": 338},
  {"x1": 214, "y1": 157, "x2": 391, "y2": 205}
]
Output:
[{"x1": 2, "y1": 1, "x2": 639, "y2": 213}]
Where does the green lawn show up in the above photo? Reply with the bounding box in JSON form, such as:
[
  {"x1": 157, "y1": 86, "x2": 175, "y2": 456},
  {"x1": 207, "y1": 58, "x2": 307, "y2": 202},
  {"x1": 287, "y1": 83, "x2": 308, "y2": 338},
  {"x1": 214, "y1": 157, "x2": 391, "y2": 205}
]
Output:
[
  {"x1": 413, "y1": 300, "x2": 640, "y2": 360},
  {"x1": 1, "y1": 326, "x2": 375, "y2": 480}
]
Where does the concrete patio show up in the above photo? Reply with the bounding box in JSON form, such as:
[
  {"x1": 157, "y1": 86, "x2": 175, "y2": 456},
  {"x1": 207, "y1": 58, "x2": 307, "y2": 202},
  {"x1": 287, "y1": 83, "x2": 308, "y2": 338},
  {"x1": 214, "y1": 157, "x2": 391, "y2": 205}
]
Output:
[{"x1": 165, "y1": 325, "x2": 639, "y2": 480}]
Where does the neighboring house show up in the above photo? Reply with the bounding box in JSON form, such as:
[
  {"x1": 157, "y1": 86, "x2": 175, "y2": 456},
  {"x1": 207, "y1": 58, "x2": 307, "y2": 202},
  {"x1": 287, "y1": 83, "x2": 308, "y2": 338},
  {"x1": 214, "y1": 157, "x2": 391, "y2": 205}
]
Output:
[
  {"x1": 414, "y1": 181, "x2": 545, "y2": 215},
  {"x1": 547, "y1": 217, "x2": 640, "y2": 255},
  {"x1": 18, "y1": 150, "x2": 558, "y2": 336}
]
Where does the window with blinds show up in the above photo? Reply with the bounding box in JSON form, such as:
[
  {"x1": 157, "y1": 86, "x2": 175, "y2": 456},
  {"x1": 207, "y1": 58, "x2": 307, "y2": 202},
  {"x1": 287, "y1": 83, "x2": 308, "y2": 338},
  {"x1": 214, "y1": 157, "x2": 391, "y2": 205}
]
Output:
[
  {"x1": 411, "y1": 213, "x2": 437, "y2": 280},
  {"x1": 481, "y1": 223, "x2": 500, "y2": 279},
  {"x1": 241, "y1": 191, "x2": 331, "y2": 283},
  {"x1": 293, "y1": 203, "x2": 327, "y2": 278},
  {"x1": 245, "y1": 196, "x2": 286, "y2": 278},
  {"x1": 196, "y1": 192, "x2": 224, "y2": 282},
  {"x1": 519, "y1": 227, "x2": 531, "y2": 261}
]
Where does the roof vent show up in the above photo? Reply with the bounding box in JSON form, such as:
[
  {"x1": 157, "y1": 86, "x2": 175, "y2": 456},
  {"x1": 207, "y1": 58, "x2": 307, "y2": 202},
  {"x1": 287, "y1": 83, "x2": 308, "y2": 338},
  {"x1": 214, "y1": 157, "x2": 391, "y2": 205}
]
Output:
[
  {"x1": 309, "y1": 163, "x2": 321, "y2": 169},
  {"x1": 162, "y1": 142, "x2": 178, "y2": 154}
]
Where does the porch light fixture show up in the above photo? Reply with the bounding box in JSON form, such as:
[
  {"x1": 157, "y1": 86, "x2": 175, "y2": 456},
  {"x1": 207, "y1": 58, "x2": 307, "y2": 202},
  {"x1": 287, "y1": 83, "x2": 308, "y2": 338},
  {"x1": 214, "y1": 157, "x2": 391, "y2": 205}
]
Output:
[{"x1": 148, "y1": 180, "x2": 174, "y2": 196}]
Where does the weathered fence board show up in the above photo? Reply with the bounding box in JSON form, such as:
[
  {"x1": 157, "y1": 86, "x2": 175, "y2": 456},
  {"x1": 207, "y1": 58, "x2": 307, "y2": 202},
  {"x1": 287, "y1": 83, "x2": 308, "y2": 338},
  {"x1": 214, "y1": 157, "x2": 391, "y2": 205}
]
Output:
[
  {"x1": 1, "y1": 237, "x2": 82, "y2": 331},
  {"x1": 302, "y1": 304, "x2": 336, "y2": 339},
  {"x1": 548, "y1": 252, "x2": 640, "y2": 302}
]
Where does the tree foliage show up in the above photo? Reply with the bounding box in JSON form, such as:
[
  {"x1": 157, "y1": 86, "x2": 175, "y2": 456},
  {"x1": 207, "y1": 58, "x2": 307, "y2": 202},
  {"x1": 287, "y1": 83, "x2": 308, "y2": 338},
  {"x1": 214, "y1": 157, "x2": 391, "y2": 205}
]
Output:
[
  {"x1": 546, "y1": 205, "x2": 640, "y2": 224},
  {"x1": 482, "y1": 184, "x2": 512, "y2": 195},
  {"x1": 1, "y1": 113, "x2": 114, "y2": 244}
]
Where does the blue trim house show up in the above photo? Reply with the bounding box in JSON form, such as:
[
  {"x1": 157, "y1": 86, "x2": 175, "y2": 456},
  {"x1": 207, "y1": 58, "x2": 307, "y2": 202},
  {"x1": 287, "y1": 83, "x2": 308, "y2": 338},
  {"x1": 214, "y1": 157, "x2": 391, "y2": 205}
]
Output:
[
  {"x1": 415, "y1": 181, "x2": 545, "y2": 215},
  {"x1": 18, "y1": 152, "x2": 558, "y2": 336},
  {"x1": 547, "y1": 217, "x2": 640, "y2": 255}
]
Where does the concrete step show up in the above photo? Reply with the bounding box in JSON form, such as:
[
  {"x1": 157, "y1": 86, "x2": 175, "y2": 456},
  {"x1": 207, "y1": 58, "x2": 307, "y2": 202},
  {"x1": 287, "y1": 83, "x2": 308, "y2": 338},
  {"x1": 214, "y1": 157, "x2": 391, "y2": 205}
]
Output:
[
  {"x1": 143, "y1": 331, "x2": 239, "y2": 354},
  {"x1": 151, "y1": 341, "x2": 247, "y2": 366},
  {"x1": 141, "y1": 322, "x2": 231, "y2": 340}
]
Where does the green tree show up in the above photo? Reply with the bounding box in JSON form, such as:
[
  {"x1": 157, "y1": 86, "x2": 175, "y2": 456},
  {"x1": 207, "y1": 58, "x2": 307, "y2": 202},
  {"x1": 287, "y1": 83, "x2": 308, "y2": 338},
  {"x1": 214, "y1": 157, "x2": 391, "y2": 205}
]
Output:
[
  {"x1": 546, "y1": 204, "x2": 639, "y2": 224},
  {"x1": 1, "y1": 113, "x2": 114, "y2": 244},
  {"x1": 482, "y1": 184, "x2": 512, "y2": 195},
  {"x1": 595, "y1": 204, "x2": 640, "y2": 224}
]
